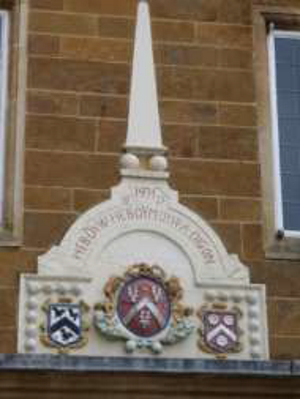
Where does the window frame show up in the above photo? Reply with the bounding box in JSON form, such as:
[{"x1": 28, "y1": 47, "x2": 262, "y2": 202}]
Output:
[
  {"x1": 0, "y1": 0, "x2": 28, "y2": 246},
  {"x1": 254, "y1": 6, "x2": 300, "y2": 259},
  {"x1": 268, "y1": 27, "x2": 300, "y2": 239},
  {"x1": 0, "y1": 10, "x2": 10, "y2": 227}
]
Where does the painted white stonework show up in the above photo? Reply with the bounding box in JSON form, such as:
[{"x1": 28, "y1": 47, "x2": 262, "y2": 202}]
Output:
[
  {"x1": 18, "y1": 175, "x2": 269, "y2": 359},
  {"x1": 17, "y1": 0, "x2": 269, "y2": 360},
  {"x1": 126, "y1": 0, "x2": 163, "y2": 151}
]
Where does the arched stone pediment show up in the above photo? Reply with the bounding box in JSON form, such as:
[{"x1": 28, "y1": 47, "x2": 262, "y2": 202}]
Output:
[{"x1": 38, "y1": 179, "x2": 249, "y2": 285}]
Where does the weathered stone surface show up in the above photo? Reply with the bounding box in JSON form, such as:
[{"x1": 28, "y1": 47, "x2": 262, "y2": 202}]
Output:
[
  {"x1": 25, "y1": 151, "x2": 119, "y2": 189},
  {"x1": 219, "y1": 104, "x2": 257, "y2": 127},
  {"x1": 64, "y1": 0, "x2": 136, "y2": 16},
  {"x1": 161, "y1": 101, "x2": 217, "y2": 125},
  {"x1": 28, "y1": 34, "x2": 60, "y2": 56},
  {"x1": 26, "y1": 115, "x2": 97, "y2": 152},
  {"x1": 97, "y1": 120, "x2": 126, "y2": 153},
  {"x1": 151, "y1": 0, "x2": 219, "y2": 21},
  {"x1": 197, "y1": 24, "x2": 253, "y2": 48},
  {"x1": 30, "y1": 0, "x2": 63, "y2": 10},
  {"x1": 153, "y1": 20, "x2": 195, "y2": 43},
  {"x1": 158, "y1": 67, "x2": 255, "y2": 102},
  {"x1": 29, "y1": 11, "x2": 99, "y2": 36},
  {"x1": 0, "y1": 329, "x2": 16, "y2": 354},
  {"x1": 28, "y1": 58, "x2": 130, "y2": 94},
  {"x1": 27, "y1": 91, "x2": 78, "y2": 116},
  {"x1": 0, "y1": 250, "x2": 39, "y2": 286},
  {"x1": 73, "y1": 189, "x2": 110, "y2": 212},
  {"x1": 98, "y1": 16, "x2": 133, "y2": 39},
  {"x1": 164, "y1": 125, "x2": 198, "y2": 158},
  {"x1": 60, "y1": 37, "x2": 132, "y2": 63},
  {"x1": 269, "y1": 298, "x2": 300, "y2": 336},
  {"x1": 24, "y1": 211, "x2": 76, "y2": 249},
  {"x1": 170, "y1": 159, "x2": 260, "y2": 196},
  {"x1": 211, "y1": 222, "x2": 242, "y2": 256},
  {"x1": 218, "y1": 0, "x2": 252, "y2": 24},
  {"x1": 0, "y1": 289, "x2": 17, "y2": 328},
  {"x1": 98, "y1": 17, "x2": 195, "y2": 43},
  {"x1": 218, "y1": 48, "x2": 253, "y2": 69},
  {"x1": 271, "y1": 336, "x2": 300, "y2": 360},
  {"x1": 250, "y1": 260, "x2": 300, "y2": 298},
  {"x1": 155, "y1": 44, "x2": 217, "y2": 67},
  {"x1": 25, "y1": 186, "x2": 72, "y2": 211},
  {"x1": 197, "y1": 126, "x2": 258, "y2": 161},
  {"x1": 180, "y1": 196, "x2": 219, "y2": 220},
  {"x1": 79, "y1": 95, "x2": 128, "y2": 119},
  {"x1": 242, "y1": 224, "x2": 264, "y2": 260},
  {"x1": 220, "y1": 199, "x2": 262, "y2": 222}
]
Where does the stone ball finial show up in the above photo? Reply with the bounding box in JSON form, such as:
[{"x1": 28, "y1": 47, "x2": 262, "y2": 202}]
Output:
[
  {"x1": 120, "y1": 153, "x2": 140, "y2": 170},
  {"x1": 150, "y1": 155, "x2": 168, "y2": 171}
]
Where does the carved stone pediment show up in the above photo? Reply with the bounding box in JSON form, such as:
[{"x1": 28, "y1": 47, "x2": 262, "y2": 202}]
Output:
[
  {"x1": 17, "y1": 0, "x2": 269, "y2": 361},
  {"x1": 18, "y1": 174, "x2": 268, "y2": 360},
  {"x1": 38, "y1": 179, "x2": 249, "y2": 285}
]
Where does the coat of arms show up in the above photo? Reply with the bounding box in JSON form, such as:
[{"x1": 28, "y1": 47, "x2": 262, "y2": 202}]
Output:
[
  {"x1": 40, "y1": 299, "x2": 90, "y2": 354},
  {"x1": 198, "y1": 304, "x2": 243, "y2": 358},
  {"x1": 94, "y1": 264, "x2": 195, "y2": 354}
]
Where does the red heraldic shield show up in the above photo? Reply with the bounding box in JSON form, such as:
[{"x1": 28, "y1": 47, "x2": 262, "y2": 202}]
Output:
[{"x1": 117, "y1": 277, "x2": 171, "y2": 338}]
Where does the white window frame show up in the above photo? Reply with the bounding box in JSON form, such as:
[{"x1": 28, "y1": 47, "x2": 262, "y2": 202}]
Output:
[
  {"x1": 0, "y1": 1, "x2": 28, "y2": 246},
  {"x1": 0, "y1": 10, "x2": 10, "y2": 227},
  {"x1": 268, "y1": 26, "x2": 300, "y2": 239}
]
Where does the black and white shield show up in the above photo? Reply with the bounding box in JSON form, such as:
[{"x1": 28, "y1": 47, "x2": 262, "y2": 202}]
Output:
[{"x1": 48, "y1": 304, "x2": 82, "y2": 347}]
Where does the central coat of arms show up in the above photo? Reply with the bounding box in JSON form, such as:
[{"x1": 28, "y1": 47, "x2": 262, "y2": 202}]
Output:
[
  {"x1": 117, "y1": 276, "x2": 171, "y2": 337},
  {"x1": 94, "y1": 264, "x2": 194, "y2": 354}
]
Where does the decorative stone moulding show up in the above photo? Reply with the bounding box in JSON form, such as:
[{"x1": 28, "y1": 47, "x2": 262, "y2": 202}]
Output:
[
  {"x1": 18, "y1": 177, "x2": 269, "y2": 360},
  {"x1": 18, "y1": 276, "x2": 92, "y2": 355},
  {"x1": 17, "y1": 0, "x2": 269, "y2": 360}
]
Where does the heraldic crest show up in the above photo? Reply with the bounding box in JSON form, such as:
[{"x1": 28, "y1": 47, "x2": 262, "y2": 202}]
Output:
[
  {"x1": 94, "y1": 264, "x2": 195, "y2": 354},
  {"x1": 40, "y1": 298, "x2": 90, "y2": 354},
  {"x1": 198, "y1": 303, "x2": 243, "y2": 359}
]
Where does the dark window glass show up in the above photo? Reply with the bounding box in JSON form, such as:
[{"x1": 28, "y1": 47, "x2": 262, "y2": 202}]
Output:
[{"x1": 275, "y1": 36, "x2": 300, "y2": 230}]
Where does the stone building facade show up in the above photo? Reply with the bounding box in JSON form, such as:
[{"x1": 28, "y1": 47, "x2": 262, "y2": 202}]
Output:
[{"x1": 1, "y1": 0, "x2": 300, "y2": 396}]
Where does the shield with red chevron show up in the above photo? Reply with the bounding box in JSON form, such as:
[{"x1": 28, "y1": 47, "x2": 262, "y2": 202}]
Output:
[{"x1": 117, "y1": 276, "x2": 171, "y2": 338}]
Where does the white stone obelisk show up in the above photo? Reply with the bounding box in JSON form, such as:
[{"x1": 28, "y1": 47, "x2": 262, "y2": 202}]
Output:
[{"x1": 125, "y1": 0, "x2": 164, "y2": 153}]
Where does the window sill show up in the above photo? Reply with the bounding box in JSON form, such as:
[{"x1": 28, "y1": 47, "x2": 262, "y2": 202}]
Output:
[
  {"x1": 265, "y1": 235, "x2": 300, "y2": 260},
  {"x1": 0, "y1": 228, "x2": 22, "y2": 247}
]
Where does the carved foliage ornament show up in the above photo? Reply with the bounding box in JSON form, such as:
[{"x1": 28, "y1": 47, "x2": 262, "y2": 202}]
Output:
[{"x1": 94, "y1": 264, "x2": 195, "y2": 354}]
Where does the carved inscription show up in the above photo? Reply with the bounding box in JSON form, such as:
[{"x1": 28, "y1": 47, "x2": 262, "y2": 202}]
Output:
[
  {"x1": 73, "y1": 204, "x2": 217, "y2": 265},
  {"x1": 121, "y1": 186, "x2": 170, "y2": 206}
]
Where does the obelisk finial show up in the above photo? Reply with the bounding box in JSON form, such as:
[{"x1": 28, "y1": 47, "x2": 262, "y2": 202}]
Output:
[
  {"x1": 126, "y1": 0, "x2": 163, "y2": 151},
  {"x1": 121, "y1": 0, "x2": 168, "y2": 178}
]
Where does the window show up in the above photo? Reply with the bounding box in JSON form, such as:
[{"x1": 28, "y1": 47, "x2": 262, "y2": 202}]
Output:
[
  {"x1": 268, "y1": 28, "x2": 300, "y2": 237},
  {"x1": 0, "y1": 10, "x2": 10, "y2": 226},
  {"x1": 0, "y1": 0, "x2": 28, "y2": 245},
  {"x1": 253, "y1": 7, "x2": 300, "y2": 258}
]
